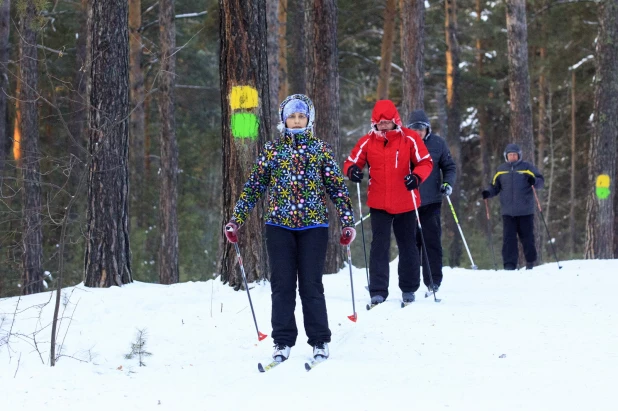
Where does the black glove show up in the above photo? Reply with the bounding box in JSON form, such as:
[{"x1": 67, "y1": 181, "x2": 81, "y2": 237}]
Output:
[
  {"x1": 404, "y1": 174, "x2": 420, "y2": 191},
  {"x1": 440, "y1": 183, "x2": 452, "y2": 197},
  {"x1": 527, "y1": 175, "x2": 536, "y2": 186},
  {"x1": 347, "y1": 164, "x2": 364, "y2": 183},
  {"x1": 482, "y1": 190, "x2": 491, "y2": 200}
]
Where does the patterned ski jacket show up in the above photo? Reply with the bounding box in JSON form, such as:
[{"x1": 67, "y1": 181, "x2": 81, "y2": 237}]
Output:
[
  {"x1": 485, "y1": 158, "x2": 544, "y2": 216},
  {"x1": 231, "y1": 95, "x2": 354, "y2": 230},
  {"x1": 343, "y1": 100, "x2": 433, "y2": 214}
]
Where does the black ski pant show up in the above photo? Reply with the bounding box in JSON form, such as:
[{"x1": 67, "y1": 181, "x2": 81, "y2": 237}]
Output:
[
  {"x1": 369, "y1": 208, "x2": 420, "y2": 300},
  {"x1": 266, "y1": 225, "x2": 331, "y2": 348},
  {"x1": 416, "y1": 202, "x2": 443, "y2": 288},
  {"x1": 502, "y1": 214, "x2": 537, "y2": 269}
]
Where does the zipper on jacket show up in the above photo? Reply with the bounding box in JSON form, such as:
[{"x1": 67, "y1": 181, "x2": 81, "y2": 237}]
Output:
[{"x1": 395, "y1": 150, "x2": 399, "y2": 168}]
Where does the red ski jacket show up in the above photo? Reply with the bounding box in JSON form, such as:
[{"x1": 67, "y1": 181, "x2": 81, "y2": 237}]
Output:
[{"x1": 343, "y1": 100, "x2": 433, "y2": 214}]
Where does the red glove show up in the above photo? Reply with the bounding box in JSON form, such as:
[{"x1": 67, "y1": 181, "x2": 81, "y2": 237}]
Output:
[
  {"x1": 339, "y1": 227, "x2": 356, "y2": 246},
  {"x1": 224, "y1": 222, "x2": 239, "y2": 243}
]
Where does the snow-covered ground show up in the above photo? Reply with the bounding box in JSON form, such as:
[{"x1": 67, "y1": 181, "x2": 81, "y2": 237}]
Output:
[{"x1": 1, "y1": 259, "x2": 616, "y2": 410}]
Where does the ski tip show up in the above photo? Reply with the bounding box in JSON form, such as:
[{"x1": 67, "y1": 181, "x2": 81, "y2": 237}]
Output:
[
  {"x1": 258, "y1": 363, "x2": 265, "y2": 373},
  {"x1": 400, "y1": 302, "x2": 405, "y2": 308},
  {"x1": 366, "y1": 304, "x2": 371, "y2": 310},
  {"x1": 348, "y1": 313, "x2": 357, "y2": 322},
  {"x1": 304, "y1": 362, "x2": 311, "y2": 371},
  {"x1": 258, "y1": 332, "x2": 268, "y2": 341},
  {"x1": 435, "y1": 298, "x2": 442, "y2": 303}
]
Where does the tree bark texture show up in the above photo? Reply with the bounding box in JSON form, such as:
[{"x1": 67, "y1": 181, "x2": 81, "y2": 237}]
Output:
[
  {"x1": 0, "y1": 0, "x2": 9, "y2": 178},
  {"x1": 505, "y1": 0, "x2": 534, "y2": 161},
  {"x1": 158, "y1": 0, "x2": 179, "y2": 284},
  {"x1": 84, "y1": 0, "x2": 133, "y2": 287},
  {"x1": 475, "y1": 0, "x2": 491, "y2": 186},
  {"x1": 129, "y1": 0, "x2": 146, "y2": 228},
  {"x1": 287, "y1": 0, "x2": 306, "y2": 95},
  {"x1": 278, "y1": 0, "x2": 288, "y2": 102},
  {"x1": 19, "y1": 1, "x2": 43, "y2": 295},
  {"x1": 584, "y1": 0, "x2": 618, "y2": 259},
  {"x1": 219, "y1": 0, "x2": 271, "y2": 287},
  {"x1": 535, "y1": 48, "x2": 547, "y2": 263},
  {"x1": 570, "y1": 71, "x2": 576, "y2": 254},
  {"x1": 377, "y1": 0, "x2": 397, "y2": 100},
  {"x1": 399, "y1": 0, "x2": 424, "y2": 118},
  {"x1": 305, "y1": 0, "x2": 344, "y2": 273},
  {"x1": 445, "y1": 0, "x2": 462, "y2": 266},
  {"x1": 266, "y1": 0, "x2": 281, "y2": 124}
]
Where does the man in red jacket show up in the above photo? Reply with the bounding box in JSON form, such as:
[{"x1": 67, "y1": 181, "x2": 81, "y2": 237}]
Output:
[{"x1": 343, "y1": 100, "x2": 433, "y2": 304}]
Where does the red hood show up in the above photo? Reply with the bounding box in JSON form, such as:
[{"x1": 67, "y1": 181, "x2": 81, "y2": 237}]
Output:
[{"x1": 371, "y1": 100, "x2": 403, "y2": 128}]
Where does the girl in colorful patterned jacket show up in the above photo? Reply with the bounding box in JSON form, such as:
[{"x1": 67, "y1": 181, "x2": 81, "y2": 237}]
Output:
[
  {"x1": 224, "y1": 94, "x2": 356, "y2": 363},
  {"x1": 343, "y1": 100, "x2": 433, "y2": 306}
]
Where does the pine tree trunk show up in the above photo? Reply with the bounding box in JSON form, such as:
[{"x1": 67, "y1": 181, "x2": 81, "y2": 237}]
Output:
[
  {"x1": 377, "y1": 0, "x2": 397, "y2": 100},
  {"x1": 505, "y1": 0, "x2": 534, "y2": 161},
  {"x1": 219, "y1": 0, "x2": 271, "y2": 287},
  {"x1": 267, "y1": 0, "x2": 280, "y2": 124},
  {"x1": 305, "y1": 0, "x2": 344, "y2": 273},
  {"x1": 584, "y1": 0, "x2": 618, "y2": 259},
  {"x1": 475, "y1": 0, "x2": 491, "y2": 184},
  {"x1": 287, "y1": 0, "x2": 306, "y2": 95},
  {"x1": 0, "y1": 0, "x2": 9, "y2": 179},
  {"x1": 535, "y1": 47, "x2": 547, "y2": 263},
  {"x1": 84, "y1": 0, "x2": 133, "y2": 287},
  {"x1": 278, "y1": 0, "x2": 288, "y2": 102},
  {"x1": 129, "y1": 0, "x2": 146, "y2": 228},
  {"x1": 445, "y1": 0, "x2": 462, "y2": 266},
  {"x1": 399, "y1": 0, "x2": 424, "y2": 117},
  {"x1": 158, "y1": 0, "x2": 179, "y2": 284},
  {"x1": 19, "y1": 1, "x2": 43, "y2": 295},
  {"x1": 569, "y1": 71, "x2": 576, "y2": 255}
]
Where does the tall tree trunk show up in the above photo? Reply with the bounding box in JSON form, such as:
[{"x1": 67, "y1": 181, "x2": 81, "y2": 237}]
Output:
[
  {"x1": 0, "y1": 0, "x2": 9, "y2": 179},
  {"x1": 569, "y1": 71, "x2": 576, "y2": 255},
  {"x1": 377, "y1": 0, "x2": 397, "y2": 100},
  {"x1": 219, "y1": 0, "x2": 271, "y2": 287},
  {"x1": 158, "y1": 0, "x2": 179, "y2": 284},
  {"x1": 267, "y1": 0, "x2": 280, "y2": 124},
  {"x1": 129, "y1": 0, "x2": 146, "y2": 228},
  {"x1": 287, "y1": 0, "x2": 306, "y2": 95},
  {"x1": 475, "y1": 0, "x2": 490, "y2": 184},
  {"x1": 445, "y1": 0, "x2": 462, "y2": 266},
  {"x1": 305, "y1": 0, "x2": 343, "y2": 273},
  {"x1": 505, "y1": 0, "x2": 534, "y2": 161},
  {"x1": 278, "y1": 0, "x2": 288, "y2": 102},
  {"x1": 399, "y1": 0, "x2": 424, "y2": 117},
  {"x1": 84, "y1": 0, "x2": 133, "y2": 287},
  {"x1": 18, "y1": 1, "x2": 43, "y2": 295},
  {"x1": 535, "y1": 47, "x2": 547, "y2": 263},
  {"x1": 584, "y1": 0, "x2": 618, "y2": 259}
]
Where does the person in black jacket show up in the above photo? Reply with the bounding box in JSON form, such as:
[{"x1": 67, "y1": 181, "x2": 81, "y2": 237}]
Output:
[
  {"x1": 482, "y1": 143, "x2": 544, "y2": 270},
  {"x1": 407, "y1": 110, "x2": 456, "y2": 292}
]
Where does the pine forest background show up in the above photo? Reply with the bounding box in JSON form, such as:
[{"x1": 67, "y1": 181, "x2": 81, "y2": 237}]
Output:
[{"x1": 0, "y1": 0, "x2": 616, "y2": 298}]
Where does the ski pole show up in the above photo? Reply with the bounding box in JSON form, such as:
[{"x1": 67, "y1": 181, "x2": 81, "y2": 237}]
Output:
[
  {"x1": 356, "y1": 183, "x2": 370, "y2": 290},
  {"x1": 531, "y1": 186, "x2": 562, "y2": 269},
  {"x1": 411, "y1": 192, "x2": 441, "y2": 303},
  {"x1": 445, "y1": 195, "x2": 478, "y2": 269},
  {"x1": 345, "y1": 242, "x2": 358, "y2": 322},
  {"x1": 484, "y1": 199, "x2": 498, "y2": 270},
  {"x1": 226, "y1": 227, "x2": 268, "y2": 341},
  {"x1": 354, "y1": 213, "x2": 370, "y2": 226}
]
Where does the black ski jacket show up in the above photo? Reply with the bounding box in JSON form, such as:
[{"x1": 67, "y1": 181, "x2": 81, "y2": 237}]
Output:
[
  {"x1": 485, "y1": 159, "x2": 544, "y2": 216},
  {"x1": 419, "y1": 133, "x2": 457, "y2": 206}
]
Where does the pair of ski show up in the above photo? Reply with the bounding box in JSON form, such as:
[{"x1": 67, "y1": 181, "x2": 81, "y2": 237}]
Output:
[
  {"x1": 366, "y1": 300, "x2": 414, "y2": 310},
  {"x1": 258, "y1": 357, "x2": 326, "y2": 373}
]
